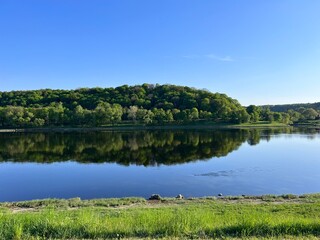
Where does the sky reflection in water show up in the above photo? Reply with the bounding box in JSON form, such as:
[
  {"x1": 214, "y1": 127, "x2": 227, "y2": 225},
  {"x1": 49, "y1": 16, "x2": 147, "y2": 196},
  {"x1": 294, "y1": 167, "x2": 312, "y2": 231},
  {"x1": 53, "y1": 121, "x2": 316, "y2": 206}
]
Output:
[{"x1": 0, "y1": 128, "x2": 319, "y2": 201}]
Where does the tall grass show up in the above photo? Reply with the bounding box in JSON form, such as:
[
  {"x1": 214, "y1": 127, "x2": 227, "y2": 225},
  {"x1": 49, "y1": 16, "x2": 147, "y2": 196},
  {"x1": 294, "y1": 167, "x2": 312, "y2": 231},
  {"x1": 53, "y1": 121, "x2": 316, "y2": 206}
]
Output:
[{"x1": 1, "y1": 198, "x2": 320, "y2": 239}]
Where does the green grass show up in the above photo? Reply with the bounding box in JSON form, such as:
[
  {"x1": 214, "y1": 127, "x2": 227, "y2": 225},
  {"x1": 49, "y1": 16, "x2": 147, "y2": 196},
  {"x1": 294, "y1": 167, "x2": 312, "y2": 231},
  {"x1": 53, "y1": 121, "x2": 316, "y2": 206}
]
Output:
[
  {"x1": 0, "y1": 120, "x2": 293, "y2": 133},
  {"x1": 237, "y1": 121, "x2": 289, "y2": 128},
  {"x1": 0, "y1": 197, "x2": 146, "y2": 209},
  {"x1": 1, "y1": 195, "x2": 320, "y2": 239},
  {"x1": 293, "y1": 120, "x2": 320, "y2": 127}
]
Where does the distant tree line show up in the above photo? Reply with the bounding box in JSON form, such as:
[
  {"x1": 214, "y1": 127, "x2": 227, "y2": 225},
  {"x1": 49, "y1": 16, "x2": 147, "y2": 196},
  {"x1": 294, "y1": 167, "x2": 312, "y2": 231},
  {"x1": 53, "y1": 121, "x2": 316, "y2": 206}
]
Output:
[
  {"x1": 246, "y1": 105, "x2": 320, "y2": 124},
  {"x1": 0, "y1": 84, "x2": 319, "y2": 128},
  {"x1": 263, "y1": 102, "x2": 320, "y2": 112}
]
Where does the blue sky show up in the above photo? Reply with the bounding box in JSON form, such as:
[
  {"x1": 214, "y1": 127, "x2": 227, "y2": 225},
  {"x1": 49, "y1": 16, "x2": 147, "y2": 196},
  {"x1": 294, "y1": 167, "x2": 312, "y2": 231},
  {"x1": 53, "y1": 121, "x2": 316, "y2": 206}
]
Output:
[{"x1": 0, "y1": 0, "x2": 319, "y2": 105}]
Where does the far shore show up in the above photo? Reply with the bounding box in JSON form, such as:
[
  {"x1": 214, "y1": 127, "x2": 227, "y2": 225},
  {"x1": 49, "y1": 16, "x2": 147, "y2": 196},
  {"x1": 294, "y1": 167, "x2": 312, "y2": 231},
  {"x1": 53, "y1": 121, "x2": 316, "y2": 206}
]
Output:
[{"x1": 0, "y1": 122, "x2": 293, "y2": 133}]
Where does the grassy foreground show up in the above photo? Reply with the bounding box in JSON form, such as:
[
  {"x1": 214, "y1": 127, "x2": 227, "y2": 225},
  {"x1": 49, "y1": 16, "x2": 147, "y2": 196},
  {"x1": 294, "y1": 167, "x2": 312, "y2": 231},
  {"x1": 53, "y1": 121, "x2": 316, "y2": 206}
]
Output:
[{"x1": 1, "y1": 195, "x2": 320, "y2": 239}]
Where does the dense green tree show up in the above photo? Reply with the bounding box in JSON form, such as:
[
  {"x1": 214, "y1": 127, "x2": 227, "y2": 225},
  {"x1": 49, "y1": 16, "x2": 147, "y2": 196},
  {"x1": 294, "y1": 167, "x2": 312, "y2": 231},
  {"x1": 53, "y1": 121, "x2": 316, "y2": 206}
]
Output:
[
  {"x1": 199, "y1": 110, "x2": 212, "y2": 119},
  {"x1": 260, "y1": 107, "x2": 272, "y2": 122},
  {"x1": 127, "y1": 106, "x2": 139, "y2": 121},
  {"x1": 94, "y1": 102, "x2": 122, "y2": 125},
  {"x1": 301, "y1": 108, "x2": 318, "y2": 120},
  {"x1": 152, "y1": 108, "x2": 168, "y2": 123},
  {"x1": 94, "y1": 102, "x2": 112, "y2": 125},
  {"x1": 48, "y1": 102, "x2": 65, "y2": 126},
  {"x1": 281, "y1": 113, "x2": 291, "y2": 124},
  {"x1": 200, "y1": 98, "x2": 210, "y2": 111},
  {"x1": 273, "y1": 112, "x2": 282, "y2": 122},
  {"x1": 246, "y1": 105, "x2": 261, "y2": 122},
  {"x1": 111, "y1": 104, "x2": 123, "y2": 124},
  {"x1": 0, "y1": 107, "x2": 5, "y2": 126},
  {"x1": 0, "y1": 84, "x2": 305, "y2": 128},
  {"x1": 143, "y1": 110, "x2": 154, "y2": 124},
  {"x1": 287, "y1": 110, "x2": 302, "y2": 122},
  {"x1": 174, "y1": 110, "x2": 188, "y2": 122},
  {"x1": 189, "y1": 108, "x2": 199, "y2": 120},
  {"x1": 73, "y1": 105, "x2": 85, "y2": 125}
]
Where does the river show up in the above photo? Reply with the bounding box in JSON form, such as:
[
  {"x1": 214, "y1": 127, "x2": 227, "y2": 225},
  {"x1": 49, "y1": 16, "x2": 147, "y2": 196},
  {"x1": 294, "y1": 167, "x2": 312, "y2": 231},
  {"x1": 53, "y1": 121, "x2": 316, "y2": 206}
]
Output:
[{"x1": 0, "y1": 128, "x2": 319, "y2": 201}]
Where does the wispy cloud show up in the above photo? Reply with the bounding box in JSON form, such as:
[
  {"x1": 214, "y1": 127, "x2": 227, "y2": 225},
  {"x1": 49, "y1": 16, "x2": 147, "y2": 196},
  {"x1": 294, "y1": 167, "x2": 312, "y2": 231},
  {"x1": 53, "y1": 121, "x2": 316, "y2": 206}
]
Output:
[
  {"x1": 182, "y1": 54, "x2": 235, "y2": 62},
  {"x1": 205, "y1": 54, "x2": 235, "y2": 62}
]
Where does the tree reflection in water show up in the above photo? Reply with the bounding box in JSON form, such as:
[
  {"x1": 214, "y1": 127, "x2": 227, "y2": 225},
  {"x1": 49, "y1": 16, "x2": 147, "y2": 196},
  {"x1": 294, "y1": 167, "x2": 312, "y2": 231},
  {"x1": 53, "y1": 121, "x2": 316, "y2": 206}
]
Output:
[{"x1": 0, "y1": 128, "x2": 318, "y2": 166}]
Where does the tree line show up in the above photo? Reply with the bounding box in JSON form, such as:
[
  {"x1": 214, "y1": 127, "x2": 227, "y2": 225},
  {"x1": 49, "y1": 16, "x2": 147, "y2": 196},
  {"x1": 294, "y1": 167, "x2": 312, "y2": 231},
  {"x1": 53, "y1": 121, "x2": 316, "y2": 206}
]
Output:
[
  {"x1": 0, "y1": 84, "x2": 319, "y2": 128},
  {"x1": 263, "y1": 102, "x2": 320, "y2": 112}
]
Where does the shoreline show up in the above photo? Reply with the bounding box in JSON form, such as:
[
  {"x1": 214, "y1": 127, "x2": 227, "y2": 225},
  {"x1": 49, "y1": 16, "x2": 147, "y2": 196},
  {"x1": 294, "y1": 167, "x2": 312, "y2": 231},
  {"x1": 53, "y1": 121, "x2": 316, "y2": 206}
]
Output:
[
  {"x1": 1, "y1": 193, "x2": 318, "y2": 204},
  {"x1": 1, "y1": 194, "x2": 320, "y2": 239},
  {"x1": 0, "y1": 123, "x2": 292, "y2": 133}
]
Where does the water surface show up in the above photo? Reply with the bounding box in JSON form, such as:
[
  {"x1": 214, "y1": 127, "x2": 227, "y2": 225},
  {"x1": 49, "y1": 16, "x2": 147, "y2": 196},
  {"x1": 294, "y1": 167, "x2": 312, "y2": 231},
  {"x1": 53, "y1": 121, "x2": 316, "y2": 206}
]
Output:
[{"x1": 0, "y1": 128, "x2": 319, "y2": 201}]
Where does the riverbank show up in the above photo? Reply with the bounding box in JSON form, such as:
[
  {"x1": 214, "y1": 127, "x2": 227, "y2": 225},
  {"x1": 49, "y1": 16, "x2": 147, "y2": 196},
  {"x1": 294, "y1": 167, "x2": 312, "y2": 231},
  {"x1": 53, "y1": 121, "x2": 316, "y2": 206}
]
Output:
[
  {"x1": 1, "y1": 194, "x2": 320, "y2": 239},
  {"x1": 0, "y1": 122, "x2": 291, "y2": 133},
  {"x1": 292, "y1": 120, "x2": 320, "y2": 128}
]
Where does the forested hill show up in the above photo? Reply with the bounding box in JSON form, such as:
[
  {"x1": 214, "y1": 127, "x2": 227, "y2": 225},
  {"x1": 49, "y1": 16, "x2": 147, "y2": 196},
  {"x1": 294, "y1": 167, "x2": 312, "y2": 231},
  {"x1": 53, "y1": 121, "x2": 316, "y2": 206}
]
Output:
[
  {"x1": 0, "y1": 84, "x2": 318, "y2": 128},
  {"x1": 0, "y1": 84, "x2": 241, "y2": 111},
  {"x1": 0, "y1": 84, "x2": 250, "y2": 127},
  {"x1": 263, "y1": 102, "x2": 320, "y2": 112}
]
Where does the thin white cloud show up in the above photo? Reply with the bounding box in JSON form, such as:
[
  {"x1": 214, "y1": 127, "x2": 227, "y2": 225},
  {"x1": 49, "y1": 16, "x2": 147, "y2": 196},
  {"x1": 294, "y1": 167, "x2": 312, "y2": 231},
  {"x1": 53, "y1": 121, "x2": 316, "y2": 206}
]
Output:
[{"x1": 205, "y1": 54, "x2": 235, "y2": 62}]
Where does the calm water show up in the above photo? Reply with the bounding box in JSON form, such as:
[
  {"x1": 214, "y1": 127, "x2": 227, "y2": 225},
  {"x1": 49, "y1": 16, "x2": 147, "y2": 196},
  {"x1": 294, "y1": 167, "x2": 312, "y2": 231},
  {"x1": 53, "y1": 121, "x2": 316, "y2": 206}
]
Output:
[{"x1": 0, "y1": 128, "x2": 319, "y2": 201}]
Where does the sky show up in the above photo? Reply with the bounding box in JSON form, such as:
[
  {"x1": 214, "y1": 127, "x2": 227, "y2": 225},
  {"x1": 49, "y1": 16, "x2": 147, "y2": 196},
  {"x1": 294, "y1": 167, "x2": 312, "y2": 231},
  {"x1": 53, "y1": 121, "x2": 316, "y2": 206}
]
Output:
[{"x1": 0, "y1": 0, "x2": 320, "y2": 106}]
